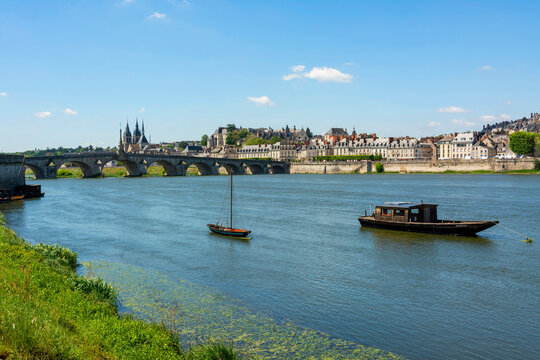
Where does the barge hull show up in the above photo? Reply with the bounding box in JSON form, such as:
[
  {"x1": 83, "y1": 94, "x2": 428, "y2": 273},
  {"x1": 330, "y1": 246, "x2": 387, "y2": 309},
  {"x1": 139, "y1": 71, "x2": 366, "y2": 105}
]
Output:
[{"x1": 358, "y1": 217, "x2": 497, "y2": 236}]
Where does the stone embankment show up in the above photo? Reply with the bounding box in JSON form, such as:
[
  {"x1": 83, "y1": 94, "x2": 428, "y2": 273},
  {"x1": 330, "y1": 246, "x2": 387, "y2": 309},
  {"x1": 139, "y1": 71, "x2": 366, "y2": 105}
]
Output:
[
  {"x1": 290, "y1": 158, "x2": 537, "y2": 174},
  {"x1": 0, "y1": 154, "x2": 25, "y2": 190}
]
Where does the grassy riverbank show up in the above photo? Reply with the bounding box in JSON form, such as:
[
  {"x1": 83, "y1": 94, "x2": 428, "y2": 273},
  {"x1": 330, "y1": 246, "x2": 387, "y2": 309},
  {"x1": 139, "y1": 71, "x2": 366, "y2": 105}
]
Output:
[{"x1": 0, "y1": 213, "x2": 239, "y2": 359}]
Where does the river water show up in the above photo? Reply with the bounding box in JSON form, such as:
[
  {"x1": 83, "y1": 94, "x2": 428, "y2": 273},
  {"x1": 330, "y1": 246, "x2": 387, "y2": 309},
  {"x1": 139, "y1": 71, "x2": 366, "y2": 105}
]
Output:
[{"x1": 2, "y1": 174, "x2": 539, "y2": 359}]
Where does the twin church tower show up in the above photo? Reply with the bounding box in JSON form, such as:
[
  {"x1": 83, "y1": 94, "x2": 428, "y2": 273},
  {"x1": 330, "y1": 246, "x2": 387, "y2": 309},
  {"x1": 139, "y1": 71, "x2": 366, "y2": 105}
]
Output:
[{"x1": 119, "y1": 118, "x2": 150, "y2": 153}]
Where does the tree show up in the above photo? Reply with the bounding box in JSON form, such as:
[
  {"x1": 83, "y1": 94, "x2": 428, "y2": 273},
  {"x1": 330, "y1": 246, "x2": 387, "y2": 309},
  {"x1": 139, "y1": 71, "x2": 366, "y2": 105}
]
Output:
[
  {"x1": 226, "y1": 133, "x2": 239, "y2": 145},
  {"x1": 238, "y1": 129, "x2": 250, "y2": 139},
  {"x1": 269, "y1": 136, "x2": 281, "y2": 144},
  {"x1": 375, "y1": 162, "x2": 384, "y2": 173},
  {"x1": 306, "y1": 127, "x2": 313, "y2": 138},
  {"x1": 509, "y1": 132, "x2": 535, "y2": 155},
  {"x1": 226, "y1": 124, "x2": 236, "y2": 133},
  {"x1": 201, "y1": 134, "x2": 208, "y2": 146}
]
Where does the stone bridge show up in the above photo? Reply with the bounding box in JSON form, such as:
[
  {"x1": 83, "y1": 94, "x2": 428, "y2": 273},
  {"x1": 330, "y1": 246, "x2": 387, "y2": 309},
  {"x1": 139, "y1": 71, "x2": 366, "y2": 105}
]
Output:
[{"x1": 22, "y1": 152, "x2": 290, "y2": 179}]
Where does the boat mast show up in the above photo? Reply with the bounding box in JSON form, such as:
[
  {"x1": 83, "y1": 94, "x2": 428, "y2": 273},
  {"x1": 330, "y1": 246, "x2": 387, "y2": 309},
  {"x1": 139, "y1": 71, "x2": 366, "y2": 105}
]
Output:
[{"x1": 230, "y1": 171, "x2": 233, "y2": 228}]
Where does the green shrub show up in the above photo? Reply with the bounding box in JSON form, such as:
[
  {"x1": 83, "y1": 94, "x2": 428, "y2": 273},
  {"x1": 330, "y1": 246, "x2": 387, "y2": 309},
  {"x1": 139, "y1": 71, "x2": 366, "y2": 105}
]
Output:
[
  {"x1": 68, "y1": 276, "x2": 117, "y2": 305},
  {"x1": 57, "y1": 168, "x2": 82, "y2": 178},
  {"x1": 33, "y1": 243, "x2": 78, "y2": 270},
  {"x1": 185, "y1": 342, "x2": 239, "y2": 360},
  {"x1": 375, "y1": 162, "x2": 384, "y2": 173},
  {"x1": 535, "y1": 159, "x2": 540, "y2": 171}
]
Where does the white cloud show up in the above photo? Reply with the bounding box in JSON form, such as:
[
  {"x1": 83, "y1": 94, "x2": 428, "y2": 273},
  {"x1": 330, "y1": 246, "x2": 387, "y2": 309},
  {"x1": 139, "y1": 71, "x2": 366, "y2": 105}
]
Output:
[
  {"x1": 282, "y1": 73, "x2": 302, "y2": 81},
  {"x1": 247, "y1": 96, "x2": 275, "y2": 107},
  {"x1": 427, "y1": 121, "x2": 440, "y2": 127},
  {"x1": 0, "y1": 92, "x2": 7, "y2": 96},
  {"x1": 500, "y1": 113, "x2": 511, "y2": 120},
  {"x1": 437, "y1": 106, "x2": 469, "y2": 113},
  {"x1": 282, "y1": 66, "x2": 353, "y2": 83},
  {"x1": 35, "y1": 111, "x2": 51, "y2": 118},
  {"x1": 505, "y1": 100, "x2": 512, "y2": 105},
  {"x1": 121, "y1": 0, "x2": 134, "y2": 4},
  {"x1": 64, "y1": 108, "x2": 77, "y2": 115},
  {"x1": 343, "y1": 62, "x2": 355, "y2": 66},
  {"x1": 304, "y1": 67, "x2": 353, "y2": 83},
  {"x1": 147, "y1": 12, "x2": 167, "y2": 20},
  {"x1": 451, "y1": 119, "x2": 475, "y2": 127},
  {"x1": 480, "y1": 65, "x2": 494, "y2": 71},
  {"x1": 139, "y1": 107, "x2": 146, "y2": 113},
  {"x1": 480, "y1": 115, "x2": 496, "y2": 121}
]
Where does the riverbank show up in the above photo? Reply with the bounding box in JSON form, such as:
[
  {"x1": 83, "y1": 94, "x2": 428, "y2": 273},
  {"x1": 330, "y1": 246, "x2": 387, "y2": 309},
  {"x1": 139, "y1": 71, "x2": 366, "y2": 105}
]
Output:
[
  {"x1": 290, "y1": 158, "x2": 538, "y2": 174},
  {"x1": 0, "y1": 213, "x2": 239, "y2": 359}
]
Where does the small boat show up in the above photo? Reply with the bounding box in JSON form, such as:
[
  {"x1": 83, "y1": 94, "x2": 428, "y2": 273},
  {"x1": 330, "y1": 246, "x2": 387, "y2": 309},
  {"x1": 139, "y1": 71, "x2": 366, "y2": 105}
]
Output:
[
  {"x1": 0, "y1": 189, "x2": 12, "y2": 204},
  {"x1": 207, "y1": 172, "x2": 251, "y2": 238},
  {"x1": 358, "y1": 202, "x2": 498, "y2": 236}
]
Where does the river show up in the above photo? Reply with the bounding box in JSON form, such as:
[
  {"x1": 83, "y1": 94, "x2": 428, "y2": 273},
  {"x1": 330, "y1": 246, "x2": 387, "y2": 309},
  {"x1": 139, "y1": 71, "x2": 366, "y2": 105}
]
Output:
[{"x1": 2, "y1": 174, "x2": 539, "y2": 359}]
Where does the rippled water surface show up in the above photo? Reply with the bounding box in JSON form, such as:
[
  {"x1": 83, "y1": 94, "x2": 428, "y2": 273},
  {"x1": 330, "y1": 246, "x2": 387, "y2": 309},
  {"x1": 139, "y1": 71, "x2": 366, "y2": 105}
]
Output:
[{"x1": 2, "y1": 174, "x2": 539, "y2": 359}]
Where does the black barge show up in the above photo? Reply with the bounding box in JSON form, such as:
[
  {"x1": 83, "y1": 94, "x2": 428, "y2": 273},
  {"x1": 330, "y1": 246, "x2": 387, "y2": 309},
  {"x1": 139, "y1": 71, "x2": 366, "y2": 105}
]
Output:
[{"x1": 358, "y1": 202, "x2": 498, "y2": 236}]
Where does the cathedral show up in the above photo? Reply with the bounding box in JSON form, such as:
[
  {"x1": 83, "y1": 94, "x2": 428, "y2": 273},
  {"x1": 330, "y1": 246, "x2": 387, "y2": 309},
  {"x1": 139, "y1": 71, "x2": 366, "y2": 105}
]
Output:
[{"x1": 119, "y1": 119, "x2": 150, "y2": 153}]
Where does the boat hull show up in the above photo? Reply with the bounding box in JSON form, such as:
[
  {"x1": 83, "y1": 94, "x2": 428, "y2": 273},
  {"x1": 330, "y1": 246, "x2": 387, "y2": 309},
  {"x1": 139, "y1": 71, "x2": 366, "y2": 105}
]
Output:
[
  {"x1": 358, "y1": 217, "x2": 498, "y2": 236},
  {"x1": 207, "y1": 224, "x2": 251, "y2": 238}
]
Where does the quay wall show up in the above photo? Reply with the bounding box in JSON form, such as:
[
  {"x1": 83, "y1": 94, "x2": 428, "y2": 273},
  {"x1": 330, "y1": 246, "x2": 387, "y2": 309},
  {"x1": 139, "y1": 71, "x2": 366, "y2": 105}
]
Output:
[
  {"x1": 290, "y1": 158, "x2": 536, "y2": 174},
  {"x1": 0, "y1": 155, "x2": 25, "y2": 190}
]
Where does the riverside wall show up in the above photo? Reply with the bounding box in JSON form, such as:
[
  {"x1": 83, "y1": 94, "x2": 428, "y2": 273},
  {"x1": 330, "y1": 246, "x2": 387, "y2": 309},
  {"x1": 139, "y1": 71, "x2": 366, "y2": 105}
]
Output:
[
  {"x1": 290, "y1": 158, "x2": 537, "y2": 174},
  {"x1": 0, "y1": 154, "x2": 26, "y2": 191}
]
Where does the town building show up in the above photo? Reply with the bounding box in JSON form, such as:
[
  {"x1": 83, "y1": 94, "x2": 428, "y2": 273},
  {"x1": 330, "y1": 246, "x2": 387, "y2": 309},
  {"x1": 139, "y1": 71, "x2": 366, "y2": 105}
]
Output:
[{"x1": 120, "y1": 119, "x2": 150, "y2": 153}]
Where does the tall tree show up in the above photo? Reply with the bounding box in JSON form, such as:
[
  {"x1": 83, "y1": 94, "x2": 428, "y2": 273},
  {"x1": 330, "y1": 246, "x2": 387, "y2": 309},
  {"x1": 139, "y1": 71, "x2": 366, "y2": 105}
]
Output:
[
  {"x1": 305, "y1": 127, "x2": 313, "y2": 138},
  {"x1": 201, "y1": 134, "x2": 208, "y2": 146},
  {"x1": 509, "y1": 132, "x2": 535, "y2": 155}
]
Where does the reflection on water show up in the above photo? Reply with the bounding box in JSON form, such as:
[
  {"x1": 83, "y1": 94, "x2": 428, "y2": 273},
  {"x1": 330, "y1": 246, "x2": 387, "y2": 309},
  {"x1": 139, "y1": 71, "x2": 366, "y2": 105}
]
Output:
[
  {"x1": 2, "y1": 174, "x2": 539, "y2": 360},
  {"x1": 362, "y1": 227, "x2": 494, "y2": 246}
]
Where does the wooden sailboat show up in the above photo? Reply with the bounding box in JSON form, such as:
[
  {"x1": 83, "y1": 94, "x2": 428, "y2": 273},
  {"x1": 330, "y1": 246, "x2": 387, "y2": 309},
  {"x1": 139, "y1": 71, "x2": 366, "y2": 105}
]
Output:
[{"x1": 207, "y1": 172, "x2": 251, "y2": 238}]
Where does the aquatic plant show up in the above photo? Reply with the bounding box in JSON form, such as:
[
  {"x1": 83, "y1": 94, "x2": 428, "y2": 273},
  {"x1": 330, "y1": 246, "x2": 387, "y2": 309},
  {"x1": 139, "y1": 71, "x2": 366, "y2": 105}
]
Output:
[{"x1": 88, "y1": 261, "x2": 404, "y2": 360}]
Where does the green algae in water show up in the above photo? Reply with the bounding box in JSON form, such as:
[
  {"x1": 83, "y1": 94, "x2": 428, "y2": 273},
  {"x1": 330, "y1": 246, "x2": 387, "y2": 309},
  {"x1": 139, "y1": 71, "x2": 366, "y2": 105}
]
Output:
[{"x1": 84, "y1": 261, "x2": 405, "y2": 360}]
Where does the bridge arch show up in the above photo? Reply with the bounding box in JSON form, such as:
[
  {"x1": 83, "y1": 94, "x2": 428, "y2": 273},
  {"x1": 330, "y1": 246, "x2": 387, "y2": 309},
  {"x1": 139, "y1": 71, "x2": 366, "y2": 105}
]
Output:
[
  {"x1": 245, "y1": 163, "x2": 265, "y2": 175},
  {"x1": 57, "y1": 160, "x2": 100, "y2": 178},
  {"x1": 219, "y1": 163, "x2": 242, "y2": 175},
  {"x1": 147, "y1": 160, "x2": 179, "y2": 176},
  {"x1": 269, "y1": 164, "x2": 286, "y2": 174},
  {"x1": 24, "y1": 164, "x2": 44, "y2": 179},
  {"x1": 187, "y1": 162, "x2": 214, "y2": 176},
  {"x1": 117, "y1": 159, "x2": 145, "y2": 177}
]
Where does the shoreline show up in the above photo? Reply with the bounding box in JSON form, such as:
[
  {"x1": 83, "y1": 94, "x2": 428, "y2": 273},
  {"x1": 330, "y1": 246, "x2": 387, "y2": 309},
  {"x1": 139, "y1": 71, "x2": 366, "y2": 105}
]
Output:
[
  {"x1": 0, "y1": 212, "x2": 404, "y2": 360},
  {"x1": 0, "y1": 212, "x2": 238, "y2": 359}
]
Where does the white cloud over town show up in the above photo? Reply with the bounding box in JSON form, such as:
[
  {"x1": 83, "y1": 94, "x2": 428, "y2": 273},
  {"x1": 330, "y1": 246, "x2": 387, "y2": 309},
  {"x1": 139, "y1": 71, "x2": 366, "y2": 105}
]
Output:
[
  {"x1": 0, "y1": 92, "x2": 7, "y2": 96},
  {"x1": 64, "y1": 108, "x2": 77, "y2": 115},
  {"x1": 480, "y1": 65, "x2": 494, "y2": 71},
  {"x1": 282, "y1": 66, "x2": 353, "y2": 83},
  {"x1": 505, "y1": 100, "x2": 512, "y2": 105},
  {"x1": 147, "y1": 12, "x2": 167, "y2": 20},
  {"x1": 427, "y1": 121, "x2": 440, "y2": 127},
  {"x1": 480, "y1": 115, "x2": 496, "y2": 121},
  {"x1": 437, "y1": 106, "x2": 469, "y2": 113},
  {"x1": 499, "y1": 113, "x2": 511, "y2": 120},
  {"x1": 451, "y1": 119, "x2": 475, "y2": 127},
  {"x1": 139, "y1": 107, "x2": 146, "y2": 113},
  {"x1": 247, "y1": 96, "x2": 275, "y2": 107},
  {"x1": 34, "y1": 111, "x2": 52, "y2": 118}
]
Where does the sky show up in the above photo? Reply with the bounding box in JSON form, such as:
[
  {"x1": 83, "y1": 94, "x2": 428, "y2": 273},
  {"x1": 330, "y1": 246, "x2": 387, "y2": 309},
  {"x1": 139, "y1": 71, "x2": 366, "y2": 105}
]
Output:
[{"x1": 1, "y1": 0, "x2": 539, "y2": 152}]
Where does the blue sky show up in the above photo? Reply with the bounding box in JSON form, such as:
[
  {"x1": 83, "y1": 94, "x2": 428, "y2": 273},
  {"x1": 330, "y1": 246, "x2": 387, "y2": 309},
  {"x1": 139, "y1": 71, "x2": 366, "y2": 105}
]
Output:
[{"x1": 1, "y1": 0, "x2": 539, "y2": 151}]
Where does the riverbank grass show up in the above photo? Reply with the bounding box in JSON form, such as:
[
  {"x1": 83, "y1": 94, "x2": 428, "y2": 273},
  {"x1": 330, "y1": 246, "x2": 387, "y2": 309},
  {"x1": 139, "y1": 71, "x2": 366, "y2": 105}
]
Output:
[{"x1": 0, "y1": 213, "x2": 238, "y2": 359}]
